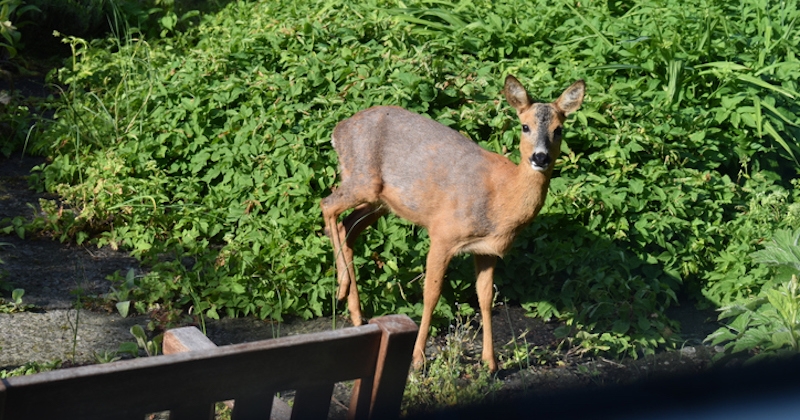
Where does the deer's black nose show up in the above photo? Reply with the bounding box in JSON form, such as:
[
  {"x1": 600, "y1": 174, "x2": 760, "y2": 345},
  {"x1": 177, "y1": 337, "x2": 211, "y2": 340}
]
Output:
[{"x1": 530, "y1": 152, "x2": 550, "y2": 168}]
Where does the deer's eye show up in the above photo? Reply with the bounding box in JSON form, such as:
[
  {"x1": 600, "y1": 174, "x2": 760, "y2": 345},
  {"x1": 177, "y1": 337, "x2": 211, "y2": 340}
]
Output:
[
  {"x1": 522, "y1": 124, "x2": 530, "y2": 133},
  {"x1": 553, "y1": 127, "x2": 563, "y2": 137}
]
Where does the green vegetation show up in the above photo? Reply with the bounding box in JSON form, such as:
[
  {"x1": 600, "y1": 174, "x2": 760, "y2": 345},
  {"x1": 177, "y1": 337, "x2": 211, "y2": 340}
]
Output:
[
  {"x1": 0, "y1": 360, "x2": 61, "y2": 378},
  {"x1": 117, "y1": 324, "x2": 162, "y2": 357},
  {"x1": 403, "y1": 305, "x2": 501, "y2": 414},
  {"x1": 19, "y1": 0, "x2": 214, "y2": 40},
  {"x1": 0, "y1": 243, "x2": 33, "y2": 313},
  {"x1": 0, "y1": 0, "x2": 38, "y2": 58},
  {"x1": 0, "y1": 0, "x2": 40, "y2": 157},
  {"x1": 3, "y1": 0, "x2": 800, "y2": 365},
  {"x1": 0, "y1": 90, "x2": 38, "y2": 158},
  {"x1": 707, "y1": 229, "x2": 800, "y2": 363},
  {"x1": 0, "y1": 288, "x2": 32, "y2": 312}
]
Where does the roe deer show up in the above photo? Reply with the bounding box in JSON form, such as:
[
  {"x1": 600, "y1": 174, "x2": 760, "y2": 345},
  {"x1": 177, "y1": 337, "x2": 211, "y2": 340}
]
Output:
[{"x1": 321, "y1": 75, "x2": 585, "y2": 371}]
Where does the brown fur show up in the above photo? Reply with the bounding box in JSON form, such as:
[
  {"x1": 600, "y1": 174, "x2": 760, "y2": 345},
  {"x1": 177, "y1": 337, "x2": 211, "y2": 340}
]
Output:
[{"x1": 321, "y1": 75, "x2": 585, "y2": 371}]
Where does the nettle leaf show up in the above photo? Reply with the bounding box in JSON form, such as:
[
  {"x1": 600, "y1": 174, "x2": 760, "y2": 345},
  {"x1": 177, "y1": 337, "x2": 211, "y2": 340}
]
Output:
[{"x1": 752, "y1": 228, "x2": 800, "y2": 272}]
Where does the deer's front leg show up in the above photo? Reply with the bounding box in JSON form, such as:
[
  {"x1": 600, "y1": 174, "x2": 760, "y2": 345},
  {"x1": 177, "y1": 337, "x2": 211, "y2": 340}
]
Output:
[{"x1": 413, "y1": 241, "x2": 453, "y2": 369}]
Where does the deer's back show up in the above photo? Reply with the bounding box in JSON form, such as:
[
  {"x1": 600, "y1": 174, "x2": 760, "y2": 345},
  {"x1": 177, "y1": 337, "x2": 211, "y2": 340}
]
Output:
[{"x1": 333, "y1": 106, "x2": 511, "y2": 236}]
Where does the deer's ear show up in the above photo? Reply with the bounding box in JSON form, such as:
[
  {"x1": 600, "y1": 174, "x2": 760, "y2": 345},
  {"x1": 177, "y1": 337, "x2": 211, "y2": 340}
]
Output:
[
  {"x1": 555, "y1": 80, "x2": 585, "y2": 116},
  {"x1": 504, "y1": 75, "x2": 532, "y2": 113}
]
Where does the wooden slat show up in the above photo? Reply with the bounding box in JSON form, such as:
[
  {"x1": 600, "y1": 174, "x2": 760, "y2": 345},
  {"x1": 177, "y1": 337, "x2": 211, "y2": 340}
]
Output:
[
  {"x1": 348, "y1": 315, "x2": 418, "y2": 420},
  {"x1": 349, "y1": 377, "x2": 373, "y2": 420},
  {"x1": 163, "y1": 327, "x2": 295, "y2": 420},
  {"x1": 290, "y1": 383, "x2": 335, "y2": 420},
  {"x1": 230, "y1": 392, "x2": 274, "y2": 420},
  {"x1": 168, "y1": 403, "x2": 215, "y2": 420}
]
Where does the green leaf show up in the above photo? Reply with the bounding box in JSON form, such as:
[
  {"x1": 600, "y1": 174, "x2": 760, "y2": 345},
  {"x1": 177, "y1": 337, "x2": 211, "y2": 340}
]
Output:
[
  {"x1": 735, "y1": 74, "x2": 798, "y2": 100},
  {"x1": 611, "y1": 320, "x2": 630, "y2": 334},
  {"x1": 11, "y1": 289, "x2": 24, "y2": 303},
  {"x1": 763, "y1": 121, "x2": 799, "y2": 164},
  {"x1": 695, "y1": 61, "x2": 751, "y2": 72},
  {"x1": 116, "y1": 301, "x2": 131, "y2": 318},
  {"x1": 117, "y1": 342, "x2": 139, "y2": 357}
]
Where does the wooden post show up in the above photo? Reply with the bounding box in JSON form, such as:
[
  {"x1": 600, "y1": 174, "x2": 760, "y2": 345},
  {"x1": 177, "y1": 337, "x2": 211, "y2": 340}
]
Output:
[
  {"x1": 162, "y1": 326, "x2": 217, "y2": 354},
  {"x1": 349, "y1": 315, "x2": 418, "y2": 420}
]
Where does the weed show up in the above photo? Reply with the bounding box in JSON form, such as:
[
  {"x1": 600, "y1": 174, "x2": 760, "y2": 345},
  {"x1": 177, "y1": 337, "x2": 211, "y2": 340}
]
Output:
[
  {"x1": 66, "y1": 289, "x2": 82, "y2": 365},
  {"x1": 93, "y1": 324, "x2": 163, "y2": 363},
  {"x1": 213, "y1": 403, "x2": 233, "y2": 420},
  {"x1": 0, "y1": 90, "x2": 41, "y2": 158},
  {"x1": 0, "y1": 359, "x2": 61, "y2": 378},
  {"x1": 118, "y1": 324, "x2": 162, "y2": 358},
  {"x1": 498, "y1": 301, "x2": 551, "y2": 373},
  {"x1": 0, "y1": 287, "x2": 33, "y2": 313},
  {"x1": 403, "y1": 305, "x2": 501, "y2": 415},
  {"x1": 105, "y1": 268, "x2": 137, "y2": 318},
  {"x1": 93, "y1": 349, "x2": 121, "y2": 364}
]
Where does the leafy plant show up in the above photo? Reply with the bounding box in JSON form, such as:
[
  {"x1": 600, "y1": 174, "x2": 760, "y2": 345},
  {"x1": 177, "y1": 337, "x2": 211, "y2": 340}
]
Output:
[
  {"x1": 707, "y1": 275, "x2": 800, "y2": 364},
  {"x1": 0, "y1": 360, "x2": 61, "y2": 378},
  {"x1": 751, "y1": 228, "x2": 800, "y2": 278},
  {"x1": 0, "y1": 0, "x2": 39, "y2": 58},
  {"x1": 707, "y1": 229, "x2": 800, "y2": 363},
  {"x1": 118, "y1": 324, "x2": 162, "y2": 357},
  {"x1": 703, "y1": 179, "x2": 800, "y2": 306},
  {"x1": 24, "y1": 0, "x2": 170, "y2": 40},
  {"x1": 0, "y1": 242, "x2": 8, "y2": 278},
  {"x1": 93, "y1": 349, "x2": 122, "y2": 364},
  {"x1": 0, "y1": 288, "x2": 33, "y2": 313},
  {"x1": 105, "y1": 268, "x2": 137, "y2": 318},
  {"x1": 97, "y1": 323, "x2": 162, "y2": 362},
  {"x1": 0, "y1": 90, "x2": 41, "y2": 157},
  {"x1": 0, "y1": 0, "x2": 43, "y2": 157}
]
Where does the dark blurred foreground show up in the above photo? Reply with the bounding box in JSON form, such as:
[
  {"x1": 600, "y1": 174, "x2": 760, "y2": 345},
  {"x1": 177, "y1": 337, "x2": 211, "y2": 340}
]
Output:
[{"x1": 407, "y1": 357, "x2": 800, "y2": 420}]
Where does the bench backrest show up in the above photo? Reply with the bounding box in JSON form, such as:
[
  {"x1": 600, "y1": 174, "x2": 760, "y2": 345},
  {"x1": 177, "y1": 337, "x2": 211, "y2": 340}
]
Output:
[{"x1": 0, "y1": 315, "x2": 417, "y2": 420}]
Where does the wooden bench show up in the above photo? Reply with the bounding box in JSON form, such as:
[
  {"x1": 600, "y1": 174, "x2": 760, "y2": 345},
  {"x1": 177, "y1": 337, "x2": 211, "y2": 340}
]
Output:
[{"x1": 0, "y1": 314, "x2": 418, "y2": 420}]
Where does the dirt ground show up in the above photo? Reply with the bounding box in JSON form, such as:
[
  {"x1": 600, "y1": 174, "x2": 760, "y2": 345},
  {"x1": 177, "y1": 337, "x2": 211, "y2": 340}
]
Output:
[{"x1": 0, "y1": 152, "x2": 725, "y2": 417}]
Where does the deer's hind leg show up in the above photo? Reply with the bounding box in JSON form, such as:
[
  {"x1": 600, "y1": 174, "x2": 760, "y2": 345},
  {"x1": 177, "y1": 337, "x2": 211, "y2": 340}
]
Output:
[
  {"x1": 337, "y1": 203, "x2": 387, "y2": 325},
  {"x1": 474, "y1": 254, "x2": 498, "y2": 372},
  {"x1": 321, "y1": 180, "x2": 384, "y2": 326}
]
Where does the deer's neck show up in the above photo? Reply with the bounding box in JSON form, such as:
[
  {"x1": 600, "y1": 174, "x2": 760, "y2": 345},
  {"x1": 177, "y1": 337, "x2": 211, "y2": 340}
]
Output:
[
  {"x1": 509, "y1": 163, "x2": 551, "y2": 221},
  {"x1": 488, "y1": 162, "x2": 550, "y2": 232}
]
